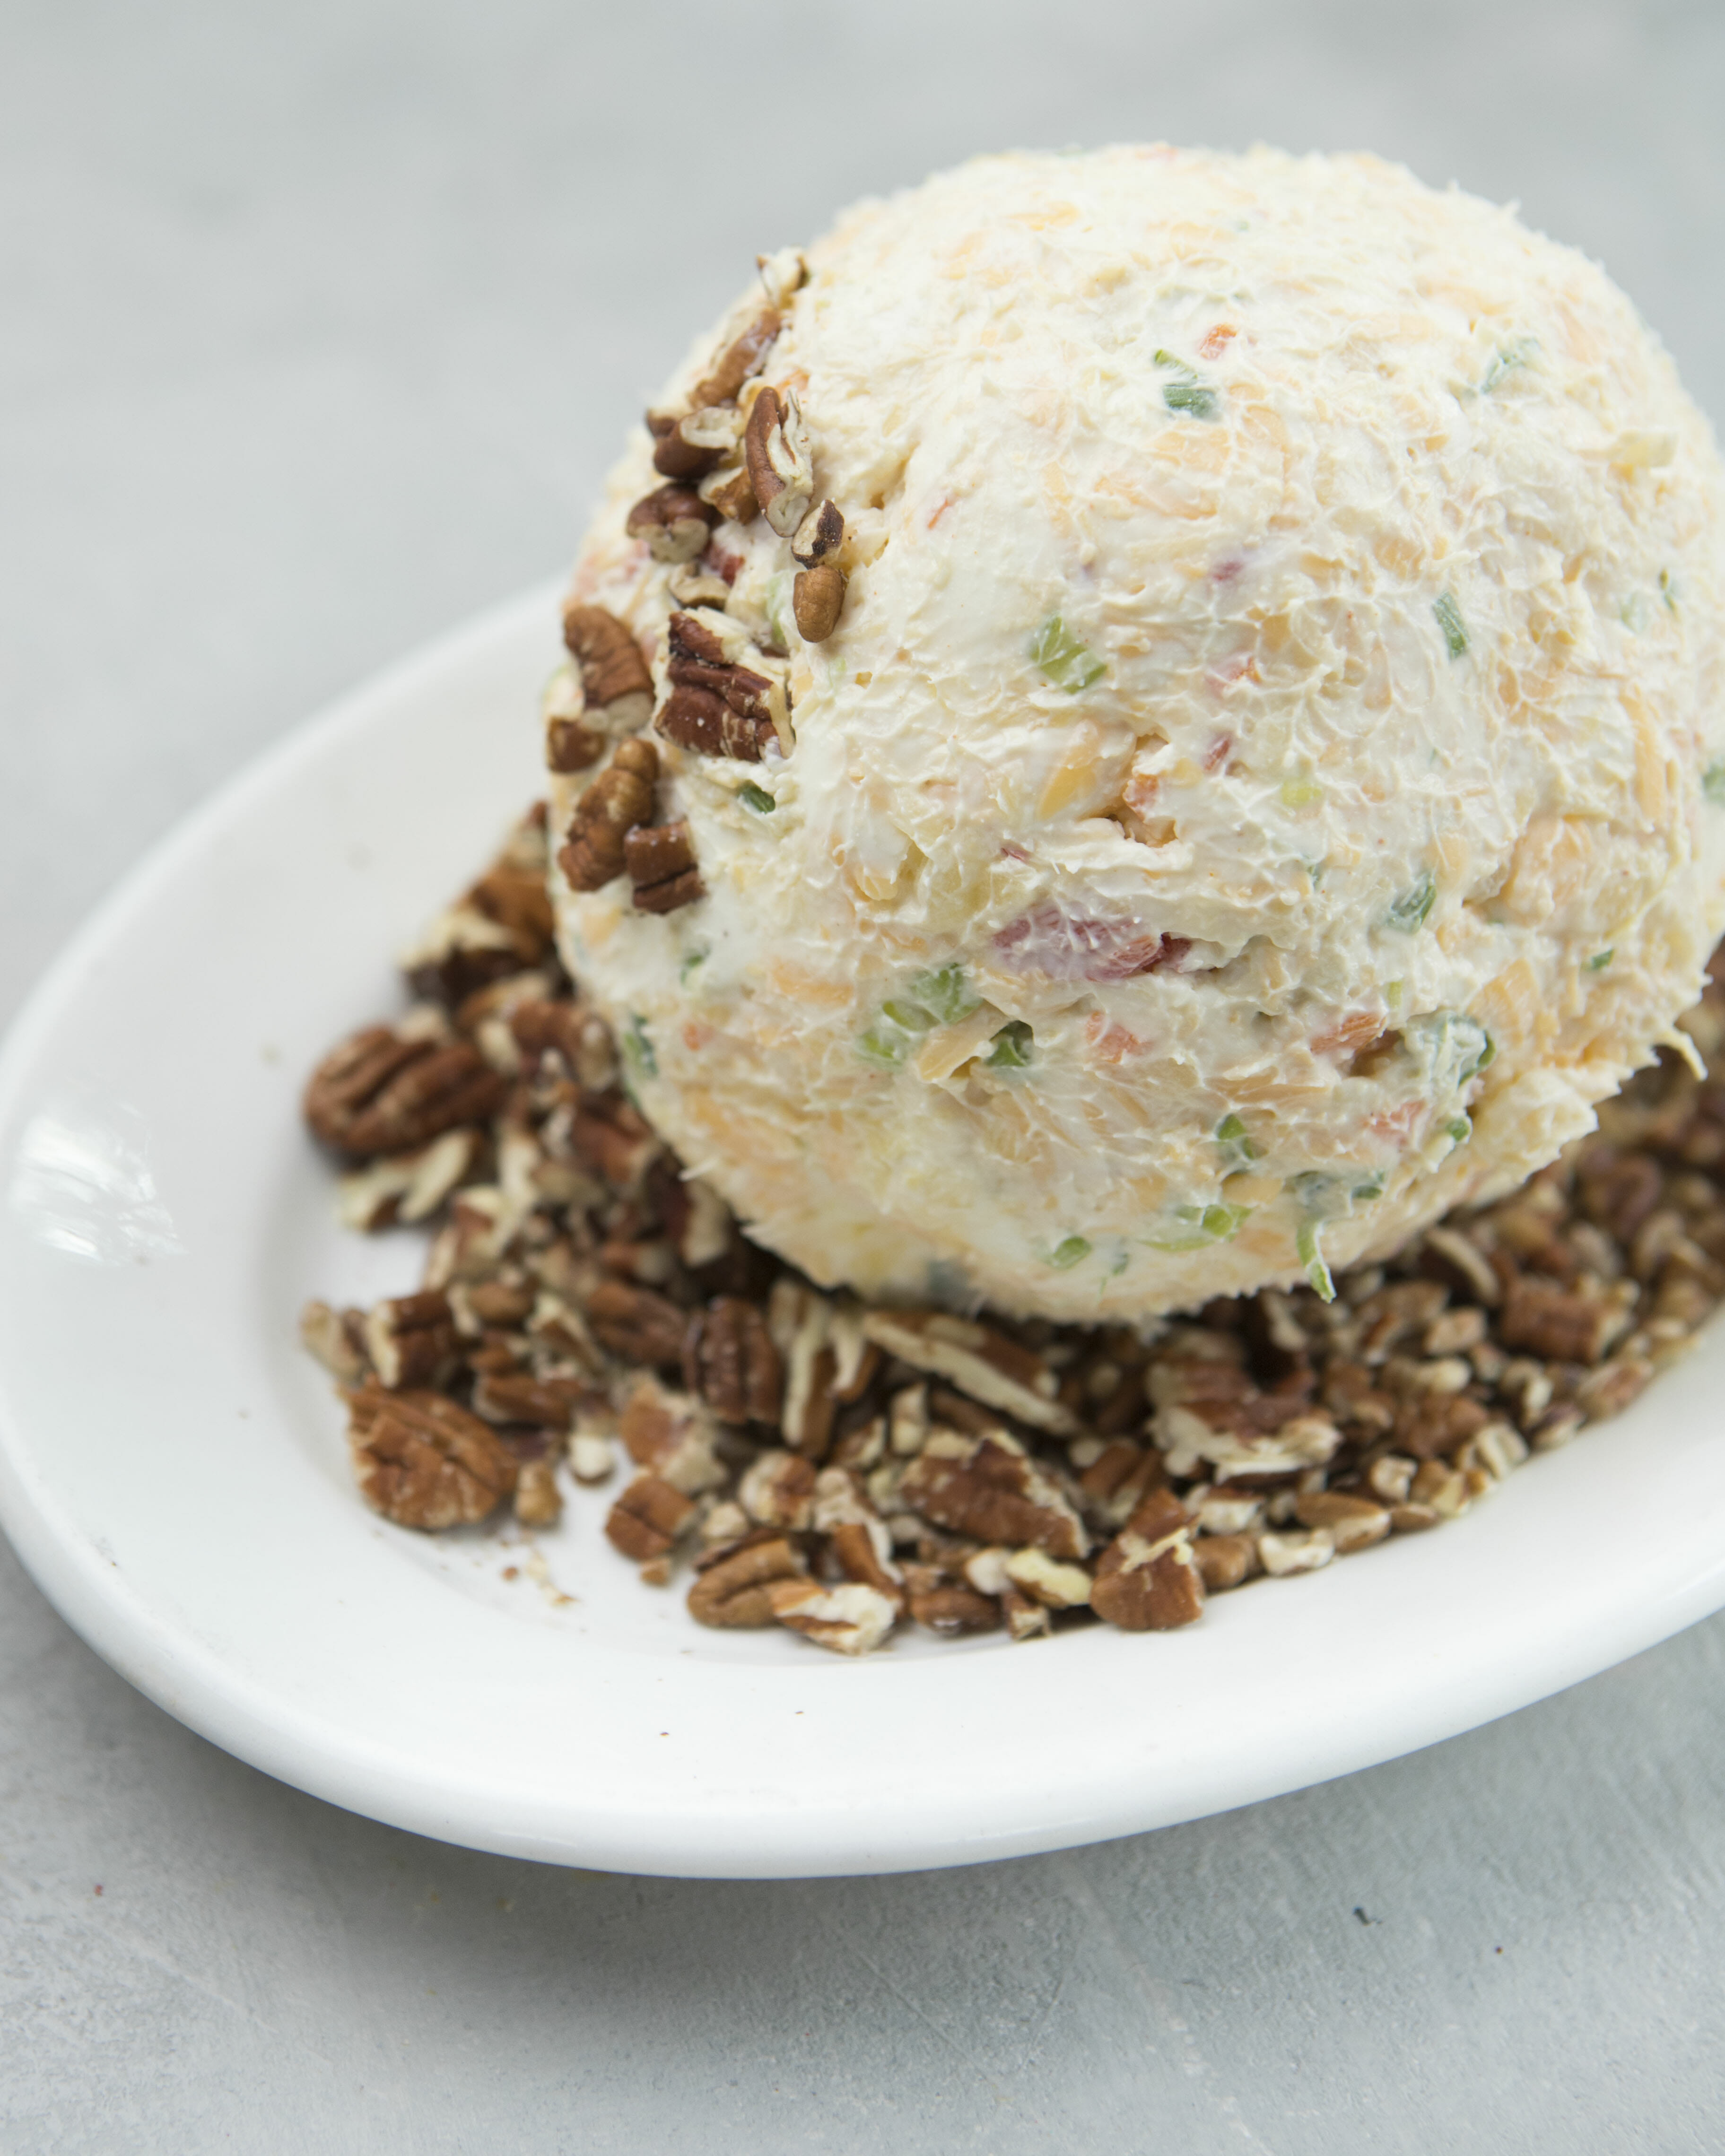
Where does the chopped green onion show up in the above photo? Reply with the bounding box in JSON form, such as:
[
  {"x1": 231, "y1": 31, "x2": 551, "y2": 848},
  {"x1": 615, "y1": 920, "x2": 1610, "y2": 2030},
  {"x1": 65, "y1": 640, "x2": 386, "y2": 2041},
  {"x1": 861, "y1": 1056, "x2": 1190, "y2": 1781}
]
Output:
[
  {"x1": 1029, "y1": 615, "x2": 1106, "y2": 694},
  {"x1": 1296, "y1": 1218, "x2": 1335, "y2": 1304},
  {"x1": 856, "y1": 1026, "x2": 908, "y2": 1069},
  {"x1": 1385, "y1": 873, "x2": 1437, "y2": 933},
  {"x1": 1153, "y1": 349, "x2": 1195, "y2": 377},
  {"x1": 1480, "y1": 338, "x2": 1537, "y2": 393},
  {"x1": 1446, "y1": 1117, "x2": 1472, "y2": 1144},
  {"x1": 1660, "y1": 568, "x2": 1678, "y2": 612},
  {"x1": 1704, "y1": 760, "x2": 1725, "y2": 805},
  {"x1": 985, "y1": 1020, "x2": 1034, "y2": 1069},
  {"x1": 679, "y1": 950, "x2": 707, "y2": 983},
  {"x1": 907, "y1": 963, "x2": 980, "y2": 1025},
  {"x1": 1385, "y1": 980, "x2": 1405, "y2": 1009},
  {"x1": 1586, "y1": 949, "x2": 1614, "y2": 973},
  {"x1": 880, "y1": 999, "x2": 937, "y2": 1034},
  {"x1": 1351, "y1": 1175, "x2": 1385, "y2": 1203},
  {"x1": 1433, "y1": 591, "x2": 1469, "y2": 659},
  {"x1": 1048, "y1": 1235, "x2": 1092, "y2": 1270},
  {"x1": 1163, "y1": 379, "x2": 1218, "y2": 420},
  {"x1": 1145, "y1": 1202, "x2": 1252, "y2": 1252},
  {"x1": 1216, "y1": 1112, "x2": 1263, "y2": 1172},
  {"x1": 1472, "y1": 1031, "x2": 1496, "y2": 1074},
  {"x1": 738, "y1": 782, "x2": 776, "y2": 813},
  {"x1": 1281, "y1": 775, "x2": 1324, "y2": 808},
  {"x1": 625, "y1": 1014, "x2": 657, "y2": 1078}
]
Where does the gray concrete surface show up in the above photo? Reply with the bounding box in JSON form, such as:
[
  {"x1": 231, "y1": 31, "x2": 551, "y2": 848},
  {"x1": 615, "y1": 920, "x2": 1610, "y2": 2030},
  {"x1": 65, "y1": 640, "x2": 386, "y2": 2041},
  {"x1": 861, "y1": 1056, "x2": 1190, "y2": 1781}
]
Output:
[{"x1": 3, "y1": 0, "x2": 1724, "y2": 2147}]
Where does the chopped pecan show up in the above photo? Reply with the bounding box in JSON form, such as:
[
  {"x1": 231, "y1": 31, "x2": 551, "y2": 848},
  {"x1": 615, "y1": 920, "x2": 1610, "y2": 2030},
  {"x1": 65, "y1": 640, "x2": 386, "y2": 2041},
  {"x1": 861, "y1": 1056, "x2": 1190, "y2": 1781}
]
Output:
[
  {"x1": 858, "y1": 1310, "x2": 1077, "y2": 1435},
  {"x1": 737, "y1": 1448, "x2": 817, "y2": 1530},
  {"x1": 336, "y1": 1126, "x2": 487, "y2": 1232},
  {"x1": 605, "y1": 1473, "x2": 696, "y2": 1562},
  {"x1": 569, "y1": 1092, "x2": 661, "y2": 1191},
  {"x1": 300, "y1": 1299, "x2": 368, "y2": 1384},
  {"x1": 1090, "y1": 1511, "x2": 1205, "y2": 1632},
  {"x1": 688, "y1": 1534, "x2": 803, "y2": 1627},
  {"x1": 616, "y1": 1376, "x2": 724, "y2": 1493},
  {"x1": 1573, "y1": 1355, "x2": 1653, "y2": 1421},
  {"x1": 587, "y1": 1278, "x2": 689, "y2": 1367},
  {"x1": 470, "y1": 1370, "x2": 586, "y2": 1427},
  {"x1": 1499, "y1": 1278, "x2": 1625, "y2": 1365},
  {"x1": 558, "y1": 738, "x2": 659, "y2": 893},
  {"x1": 793, "y1": 562, "x2": 846, "y2": 643},
  {"x1": 348, "y1": 1384, "x2": 518, "y2": 1530},
  {"x1": 791, "y1": 497, "x2": 844, "y2": 568},
  {"x1": 546, "y1": 714, "x2": 605, "y2": 774},
  {"x1": 656, "y1": 684, "x2": 776, "y2": 763},
  {"x1": 906, "y1": 1582, "x2": 1001, "y2": 1635},
  {"x1": 403, "y1": 859, "x2": 557, "y2": 1007},
  {"x1": 1192, "y1": 1534, "x2": 1258, "y2": 1593},
  {"x1": 625, "y1": 820, "x2": 704, "y2": 915},
  {"x1": 827, "y1": 1518, "x2": 904, "y2": 1606},
  {"x1": 305, "y1": 1024, "x2": 505, "y2": 1159},
  {"x1": 1256, "y1": 1528, "x2": 1336, "y2": 1575},
  {"x1": 743, "y1": 385, "x2": 814, "y2": 538},
  {"x1": 1292, "y1": 1490, "x2": 1390, "y2": 1553},
  {"x1": 691, "y1": 308, "x2": 781, "y2": 409},
  {"x1": 508, "y1": 997, "x2": 617, "y2": 1092},
  {"x1": 1077, "y1": 1439, "x2": 1169, "y2": 1529},
  {"x1": 1354, "y1": 1280, "x2": 1449, "y2": 1363},
  {"x1": 769, "y1": 1578, "x2": 899, "y2": 1655},
  {"x1": 363, "y1": 1290, "x2": 460, "y2": 1390},
  {"x1": 466, "y1": 1277, "x2": 537, "y2": 1328},
  {"x1": 1002, "y1": 1547, "x2": 1093, "y2": 1609},
  {"x1": 684, "y1": 1296, "x2": 783, "y2": 1424},
  {"x1": 898, "y1": 1431, "x2": 1088, "y2": 1558},
  {"x1": 626, "y1": 483, "x2": 717, "y2": 563},
  {"x1": 562, "y1": 603, "x2": 653, "y2": 725},
  {"x1": 1418, "y1": 1225, "x2": 1503, "y2": 1307},
  {"x1": 703, "y1": 466, "x2": 759, "y2": 525},
  {"x1": 513, "y1": 1456, "x2": 563, "y2": 1527}
]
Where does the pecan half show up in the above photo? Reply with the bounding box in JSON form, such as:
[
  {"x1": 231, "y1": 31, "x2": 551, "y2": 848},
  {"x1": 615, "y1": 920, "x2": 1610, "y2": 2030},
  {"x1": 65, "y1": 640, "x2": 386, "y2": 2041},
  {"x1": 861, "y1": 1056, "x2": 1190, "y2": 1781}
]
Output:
[
  {"x1": 685, "y1": 1296, "x2": 783, "y2": 1424},
  {"x1": 562, "y1": 603, "x2": 653, "y2": 725},
  {"x1": 691, "y1": 308, "x2": 781, "y2": 409},
  {"x1": 743, "y1": 385, "x2": 814, "y2": 538},
  {"x1": 363, "y1": 1290, "x2": 460, "y2": 1390},
  {"x1": 793, "y1": 562, "x2": 846, "y2": 643},
  {"x1": 587, "y1": 1279, "x2": 689, "y2": 1368},
  {"x1": 656, "y1": 684, "x2": 776, "y2": 763},
  {"x1": 648, "y1": 413, "x2": 719, "y2": 482},
  {"x1": 348, "y1": 1384, "x2": 518, "y2": 1530},
  {"x1": 558, "y1": 738, "x2": 659, "y2": 892},
  {"x1": 898, "y1": 1431, "x2": 1089, "y2": 1558},
  {"x1": 626, "y1": 484, "x2": 717, "y2": 564},
  {"x1": 300, "y1": 1299, "x2": 368, "y2": 1384},
  {"x1": 687, "y1": 1533, "x2": 803, "y2": 1627},
  {"x1": 859, "y1": 1310, "x2": 1078, "y2": 1435},
  {"x1": 604, "y1": 1472, "x2": 696, "y2": 1562},
  {"x1": 305, "y1": 1025, "x2": 505, "y2": 1159},
  {"x1": 625, "y1": 820, "x2": 704, "y2": 915}
]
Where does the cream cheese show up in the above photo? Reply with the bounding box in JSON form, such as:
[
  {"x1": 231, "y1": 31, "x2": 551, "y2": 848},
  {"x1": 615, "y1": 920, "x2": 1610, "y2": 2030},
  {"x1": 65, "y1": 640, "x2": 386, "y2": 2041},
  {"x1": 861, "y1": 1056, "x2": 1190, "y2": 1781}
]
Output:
[{"x1": 549, "y1": 146, "x2": 1725, "y2": 1322}]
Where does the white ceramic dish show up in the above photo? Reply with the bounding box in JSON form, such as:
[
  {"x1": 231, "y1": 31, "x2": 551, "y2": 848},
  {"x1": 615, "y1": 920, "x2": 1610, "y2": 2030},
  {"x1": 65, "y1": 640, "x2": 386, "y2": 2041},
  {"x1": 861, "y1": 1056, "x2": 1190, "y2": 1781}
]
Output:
[{"x1": 3, "y1": 584, "x2": 1725, "y2": 1880}]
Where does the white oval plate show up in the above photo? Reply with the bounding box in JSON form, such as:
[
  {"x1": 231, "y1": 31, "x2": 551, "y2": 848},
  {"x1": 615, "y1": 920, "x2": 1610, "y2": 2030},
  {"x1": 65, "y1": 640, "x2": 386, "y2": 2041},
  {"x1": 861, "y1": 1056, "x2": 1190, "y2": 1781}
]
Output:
[{"x1": 3, "y1": 584, "x2": 1725, "y2": 1879}]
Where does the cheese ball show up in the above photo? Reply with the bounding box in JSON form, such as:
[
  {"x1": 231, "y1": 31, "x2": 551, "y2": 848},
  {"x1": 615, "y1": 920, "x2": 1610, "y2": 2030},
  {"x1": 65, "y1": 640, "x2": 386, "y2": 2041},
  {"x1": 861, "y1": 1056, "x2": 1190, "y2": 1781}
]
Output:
[{"x1": 547, "y1": 146, "x2": 1725, "y2": 1323}]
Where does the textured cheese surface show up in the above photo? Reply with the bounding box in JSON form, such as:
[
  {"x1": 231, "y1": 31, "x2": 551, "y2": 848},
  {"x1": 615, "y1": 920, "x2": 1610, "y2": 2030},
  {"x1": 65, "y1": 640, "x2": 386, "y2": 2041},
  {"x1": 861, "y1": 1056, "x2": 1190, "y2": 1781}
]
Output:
[{"x1": 550, "y1": 145, "x2": 1725, "y2": 1322}]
